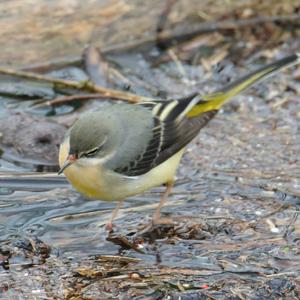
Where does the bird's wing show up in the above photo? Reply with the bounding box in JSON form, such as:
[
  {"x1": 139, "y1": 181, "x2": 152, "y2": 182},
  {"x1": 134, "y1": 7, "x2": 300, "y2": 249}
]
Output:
[{"x1": 115, "y1": 95, "x2": 218, "y2": 176}]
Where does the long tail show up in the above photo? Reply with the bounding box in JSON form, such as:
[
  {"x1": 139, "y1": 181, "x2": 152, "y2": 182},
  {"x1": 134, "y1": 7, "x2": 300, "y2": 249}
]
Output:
[{"x1": 187, "y1": 53, "x2": 300, "y2": 118}]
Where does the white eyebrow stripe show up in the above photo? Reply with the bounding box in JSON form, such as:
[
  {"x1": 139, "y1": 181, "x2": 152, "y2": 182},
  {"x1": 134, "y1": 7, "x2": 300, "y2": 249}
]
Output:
[{"x1": 80, "y1": 135, "x2": 108, "y2": 157}]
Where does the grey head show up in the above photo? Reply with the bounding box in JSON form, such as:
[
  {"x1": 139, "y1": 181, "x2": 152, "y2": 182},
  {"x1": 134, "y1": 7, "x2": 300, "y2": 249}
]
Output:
[
  {"x1": 69, "y1": 110, "x2": 115, "y2": 159},
  {"x1": 67, "y1": 104, "x2": 154, "y2": 167},
  {"x1": 58, "y1": 104, "x2": 153, "y2": 174}
]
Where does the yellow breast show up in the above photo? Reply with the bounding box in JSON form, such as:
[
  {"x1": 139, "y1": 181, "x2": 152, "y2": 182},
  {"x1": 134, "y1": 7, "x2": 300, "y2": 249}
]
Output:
[{"x1": 59, "y1": 137, "x2": 184, "y2": 201}]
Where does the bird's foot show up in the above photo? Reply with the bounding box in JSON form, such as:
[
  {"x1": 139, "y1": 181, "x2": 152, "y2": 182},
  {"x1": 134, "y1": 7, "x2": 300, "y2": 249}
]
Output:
[{"x1": 105, "y1": 221, "x2": 114, "y2": 232}]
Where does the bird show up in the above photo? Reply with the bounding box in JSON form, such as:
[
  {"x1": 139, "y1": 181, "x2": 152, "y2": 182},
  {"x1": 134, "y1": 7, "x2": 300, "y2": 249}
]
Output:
[{"x1": 58, "y1": 53, "x2": 300, "y2": 230}]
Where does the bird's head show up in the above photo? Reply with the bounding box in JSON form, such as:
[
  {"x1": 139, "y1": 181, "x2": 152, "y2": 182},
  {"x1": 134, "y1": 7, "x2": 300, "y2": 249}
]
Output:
[{"x1": 58, "y1": 112, "x2": 113, "y2": 174}]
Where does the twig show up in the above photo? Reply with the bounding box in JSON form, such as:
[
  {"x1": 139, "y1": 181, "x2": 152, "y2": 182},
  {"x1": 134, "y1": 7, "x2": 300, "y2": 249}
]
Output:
[
  {"x1": 0, "y1": 67, "x2": 151, "y2": 103},
  {"x1": 97, "y1": 255, "x2": 141, "y2": 263},
  {"x1": 20, "y1": 56, "x2": 82, "y2": 73},
  {"x1": 157, "y1": 14, "x2": 300, "y2": 45},
  {"x1": 32, "y1": 93, "x2": 110, "y2": 108},
  {"x1": 156, "y1": 0, "x2": 178, "y2": 49},
  {"x1": 103, "y1": 14, "x2": 300, "y2": 55},
  {"x1": 266, "y1": 271, "x2": 299, "y2": 278},
  {"x1": 167, "y1": 49, "x2": 189, "y2": 80}
]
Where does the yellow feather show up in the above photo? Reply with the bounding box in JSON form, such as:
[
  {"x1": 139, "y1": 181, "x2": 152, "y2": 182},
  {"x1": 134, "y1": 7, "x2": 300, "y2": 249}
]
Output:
[{"x1": 187, "y1": 67, "x2": 272, "y2": 118}]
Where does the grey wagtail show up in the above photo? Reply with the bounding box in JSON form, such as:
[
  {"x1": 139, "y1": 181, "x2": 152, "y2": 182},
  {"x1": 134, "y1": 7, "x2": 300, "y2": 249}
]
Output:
[{"x1": 58, "y1": 53, "x2": 300, "y2": 230}]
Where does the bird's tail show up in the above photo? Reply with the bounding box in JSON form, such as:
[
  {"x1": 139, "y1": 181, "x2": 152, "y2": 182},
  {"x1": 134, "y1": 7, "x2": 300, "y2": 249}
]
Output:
[{"x1": 187, "y1": 53, "x2": 300, "y2": 118}]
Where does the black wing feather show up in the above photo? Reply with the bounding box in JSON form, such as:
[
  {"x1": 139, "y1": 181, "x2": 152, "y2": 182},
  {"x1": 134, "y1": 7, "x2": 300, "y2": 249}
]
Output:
[{"x1": 115, "y1": 95, "x2": 218, "y2": 176}]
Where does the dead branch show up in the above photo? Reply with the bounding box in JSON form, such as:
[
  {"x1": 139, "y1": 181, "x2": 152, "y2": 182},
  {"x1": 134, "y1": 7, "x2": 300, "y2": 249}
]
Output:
[
  {"x1": 156, "y1": 13, "x2": 300, "y2": 46},
  {"x1": 32, "y1": 93, "x2": 110, "y2": 108},
  {"x1": 0, "y1": 67, "x2": 151, "y2": 103}
]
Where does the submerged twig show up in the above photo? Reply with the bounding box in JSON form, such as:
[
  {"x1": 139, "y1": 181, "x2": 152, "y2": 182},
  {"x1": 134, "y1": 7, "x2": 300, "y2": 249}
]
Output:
[{"x1": 0, "y1": 67, "x2": 151, "y2": 103}]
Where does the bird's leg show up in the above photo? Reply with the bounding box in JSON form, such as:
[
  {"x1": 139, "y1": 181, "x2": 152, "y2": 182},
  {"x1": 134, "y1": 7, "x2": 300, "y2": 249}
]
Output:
[
  {"x1": 105, "y1": 201, "x2": 123, "y2": 231},
  {"x1": 152, "y1": 181, "x2": 174, "y2": 224}
]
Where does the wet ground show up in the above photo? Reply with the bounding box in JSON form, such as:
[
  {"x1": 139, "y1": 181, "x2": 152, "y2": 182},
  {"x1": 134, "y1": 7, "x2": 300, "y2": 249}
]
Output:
[{"x1": 1, "y1": 0, "x2": 300, "y2": 299}]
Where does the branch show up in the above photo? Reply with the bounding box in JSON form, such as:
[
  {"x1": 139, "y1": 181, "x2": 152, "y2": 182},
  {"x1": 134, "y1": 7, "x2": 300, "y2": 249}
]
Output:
[
  {"x1": 156, "y1": 13, "x2": 300, "y2": 46},
  {"x1": 0, "y1": 67, "x2": 152, "y2": 103},
  {"x1": 32, "y1": 93, "x2": 110, "y2": 108}
]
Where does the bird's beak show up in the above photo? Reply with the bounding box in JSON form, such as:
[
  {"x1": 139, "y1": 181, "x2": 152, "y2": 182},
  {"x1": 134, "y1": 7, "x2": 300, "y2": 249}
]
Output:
[{"x1": 58, "y1": 154, "x2": 77, "y2": 175}]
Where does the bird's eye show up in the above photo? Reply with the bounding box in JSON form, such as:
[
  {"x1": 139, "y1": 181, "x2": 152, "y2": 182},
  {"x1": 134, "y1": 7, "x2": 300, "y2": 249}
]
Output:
[
  {"x1": 81, "y1": 147, "x2": 100, "y2": 158},
  {"x1": 79, "y1": 137, "x2": 107, "y2": 158}
]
